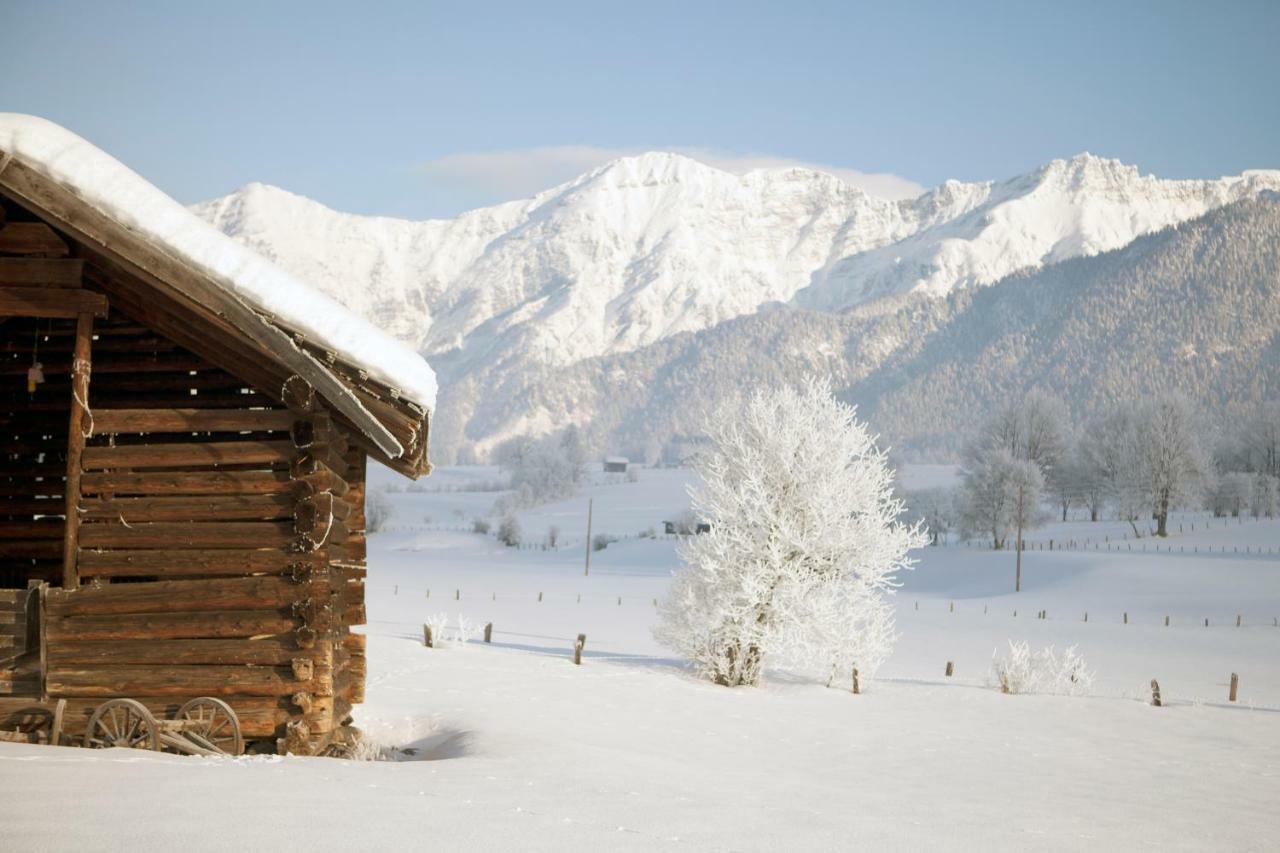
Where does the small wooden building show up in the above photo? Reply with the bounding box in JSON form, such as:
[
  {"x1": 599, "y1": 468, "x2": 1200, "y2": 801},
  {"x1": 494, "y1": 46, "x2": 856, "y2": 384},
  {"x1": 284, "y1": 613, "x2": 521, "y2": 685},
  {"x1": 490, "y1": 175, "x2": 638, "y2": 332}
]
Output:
[
  {"x1": 603, "y1": 456, "x2": 629, "y2": 474},
  {"x1": 0, "y1": 116, "x2": 434, "y2": 755}
]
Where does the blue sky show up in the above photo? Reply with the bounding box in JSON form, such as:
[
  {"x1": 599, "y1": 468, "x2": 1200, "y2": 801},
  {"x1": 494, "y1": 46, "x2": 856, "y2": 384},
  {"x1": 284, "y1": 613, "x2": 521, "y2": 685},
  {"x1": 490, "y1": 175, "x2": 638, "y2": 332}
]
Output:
[{"x1": 2, "y1": 0, "x2": 1277, "y2": 218}]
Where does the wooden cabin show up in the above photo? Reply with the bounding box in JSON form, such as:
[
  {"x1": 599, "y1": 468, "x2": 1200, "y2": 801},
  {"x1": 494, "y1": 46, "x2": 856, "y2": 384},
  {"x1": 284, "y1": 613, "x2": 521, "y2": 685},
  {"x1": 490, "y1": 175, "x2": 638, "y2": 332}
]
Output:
[{"x1": 0, "y1": 117, "x2": 434, "y2": 755}]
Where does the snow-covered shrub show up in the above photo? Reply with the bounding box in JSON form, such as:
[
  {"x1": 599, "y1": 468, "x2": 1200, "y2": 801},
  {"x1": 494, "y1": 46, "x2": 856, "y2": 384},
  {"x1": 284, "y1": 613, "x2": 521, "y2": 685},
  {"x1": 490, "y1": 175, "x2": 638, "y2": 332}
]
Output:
[
  {"x1": 425, "y1": 613, "x2": 476, "y2": 647},
  {"x1": 496, "y1": 515, "x2": 522, "y2": 547},
  {"x1": 424, "y1": 612, "x2": 449, "y2": 647},
  {"x1": 365, "y1": 490, "x2": 393, "y2": 533},
  {"x1": 472, "y1": 517, "x2": 491, "y2": 535},
  {"x1": 991, "y1": 641, "x2": 1093, "y2": 696},
  {"x1": 592, "y1": 533, "x2": 617, "y2": 552},
  {"x1": 655, "y1": 377, "x2": 926, "y2": 688},
  {"x1": 547, "y1": 525, "x2": 560, "y2": 548}
]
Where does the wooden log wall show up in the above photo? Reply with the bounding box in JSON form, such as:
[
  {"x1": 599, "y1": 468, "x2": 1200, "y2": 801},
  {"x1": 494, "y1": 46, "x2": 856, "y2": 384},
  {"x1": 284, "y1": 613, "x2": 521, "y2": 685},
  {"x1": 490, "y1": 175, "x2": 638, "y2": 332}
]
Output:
[{"x1": 22, "y1": 316, "x2": 368, "y2": 753}]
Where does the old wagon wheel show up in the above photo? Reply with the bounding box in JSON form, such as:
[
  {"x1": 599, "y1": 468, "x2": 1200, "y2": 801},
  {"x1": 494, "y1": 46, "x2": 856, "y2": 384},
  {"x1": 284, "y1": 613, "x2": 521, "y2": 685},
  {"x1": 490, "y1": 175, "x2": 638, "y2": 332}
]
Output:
[
  {"x1": 85, "y1": 699, "x2": 160, "y2": 751},
  {"x1": 177, "y1": 697, "x2": 243, "y2": 756}
]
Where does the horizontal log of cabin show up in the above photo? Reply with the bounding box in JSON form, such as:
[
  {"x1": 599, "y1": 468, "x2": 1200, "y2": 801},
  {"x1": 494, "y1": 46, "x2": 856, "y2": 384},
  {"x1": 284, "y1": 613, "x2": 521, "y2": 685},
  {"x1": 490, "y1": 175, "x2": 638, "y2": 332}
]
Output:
[
  {"x1": 0, "y1": 286, "x2": 106, "y2": 318},
  {"x1": 45, "y1": 575, "x2": 309, "y2": 617},
  {"x1": 46, "y1": 663, "x2": 334, "y2": 698},
  {"x1": 78, "y1": 494, "x2": 295, "y2": 523},
  {"x1": 46, "y1": 636, "x2": 335, "y2": 667},
  {"x1": 92, "y1": 407, "x2": 295, "y2": 434},
  {"x1": 45, "y1": 608, "x2": 299, "y2": 641},
  {"x1": 81, "y1": 440, "x2": 294, "y2": 470},
  {"x1": 0, "y1": 257, "x2": 83, "y2": 286},
  {"x1": 80, "y1": 470, "x2": 294, "y2": 496},
  {"x1": 0, "y1": 222, "x2": 70, "y2": 256},
  {"x1": 77, "y1": 547, "x2": 325, "y2": 579},
  {"x1": 77, "y1": 520, "x2": 297, "y2": 549}
]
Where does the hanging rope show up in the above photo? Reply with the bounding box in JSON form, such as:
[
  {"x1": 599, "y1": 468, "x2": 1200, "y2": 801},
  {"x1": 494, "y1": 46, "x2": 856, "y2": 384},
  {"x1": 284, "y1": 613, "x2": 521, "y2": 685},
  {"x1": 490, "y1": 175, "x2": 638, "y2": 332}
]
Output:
[{"x1": 71, "y1": 356, "x2": 94, "y2": 438}]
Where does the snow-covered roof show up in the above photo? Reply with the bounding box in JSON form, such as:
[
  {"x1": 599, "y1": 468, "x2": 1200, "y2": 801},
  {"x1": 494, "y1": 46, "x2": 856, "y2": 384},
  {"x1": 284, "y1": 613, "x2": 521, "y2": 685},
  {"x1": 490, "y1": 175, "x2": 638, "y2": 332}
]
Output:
[
  {"x1": 0, "y1": 114, "x2": 436, "y2": 413},
  {"x1": 604, "y1": 456, "x2": 629, "y2": 464}
]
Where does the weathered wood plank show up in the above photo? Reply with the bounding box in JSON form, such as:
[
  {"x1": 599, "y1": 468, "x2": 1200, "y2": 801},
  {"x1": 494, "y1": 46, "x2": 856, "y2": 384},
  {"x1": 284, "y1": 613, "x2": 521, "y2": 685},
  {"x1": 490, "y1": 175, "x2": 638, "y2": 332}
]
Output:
[
  {"x1": 0, "y1": 257, "x2": 82, "y2": 286},
  {"x1": 79, "y1": 494, "x2": 295, "y2": 523},
  {"x1": 45, "y1": 609, "x2": 298, "y2": 641},
  {"x1": 47, "y1": 636, "x2": 333, "y2": 667},
  {"x1": 46, "y1": 663, "x2": 332, "y2": 698},
  {"x1": 77, "y1": 521, "x2": 297, "y2": 549},
  {"x1": 0, "y1": 287, "x2": 105, "y2": 318},
  {"x1": 45, "y1": 575, "x2": 306, "y2": 617},
  {"x1": 0, "y1": 222, "x2": 70, "y2": 256},
  {"x1": 81, "y1": 470, "x2": 294, "y2": 496},
  {"x1": 93, "y1": 407, "x2": 294, "y2": 434},
  {"x1": 77, "y1": 547, "x2": 323, "y2": 579},
  {"x1": 81, "y1": 440, "x2": 294, "y2": 470}
]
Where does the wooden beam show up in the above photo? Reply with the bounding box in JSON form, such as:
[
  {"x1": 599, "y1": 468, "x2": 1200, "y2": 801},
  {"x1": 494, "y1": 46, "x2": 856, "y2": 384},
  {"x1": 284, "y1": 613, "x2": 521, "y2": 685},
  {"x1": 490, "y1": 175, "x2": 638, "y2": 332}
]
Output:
[
  {"x1": 80, "y1": 439, "x2": 294, "y2": 470},
  {"x1": 93, "y1": 407, "x2": 295, "y2": 434},
  {"x1": 0, "y1": 287, "x2": 106, "y2": 318},
  {"x1": 0, "y1": 258, "x2": 82, "y2": 286},
  {"x1": 0, "y1": 222, "x2": 70, "y2": 256},
  {"x1": 62, "y1": 312, "x2": 93, "y2": 588},
  {"x1": 0, "y1": 160, "x2": 404, "y2": 458}
]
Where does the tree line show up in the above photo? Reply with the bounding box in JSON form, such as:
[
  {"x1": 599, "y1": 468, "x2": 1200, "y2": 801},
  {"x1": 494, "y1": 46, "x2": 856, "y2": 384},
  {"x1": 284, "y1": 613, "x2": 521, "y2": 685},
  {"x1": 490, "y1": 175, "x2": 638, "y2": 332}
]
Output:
[{"x1": 905, "y1": 394, "x2": 1279, "y2": 547}]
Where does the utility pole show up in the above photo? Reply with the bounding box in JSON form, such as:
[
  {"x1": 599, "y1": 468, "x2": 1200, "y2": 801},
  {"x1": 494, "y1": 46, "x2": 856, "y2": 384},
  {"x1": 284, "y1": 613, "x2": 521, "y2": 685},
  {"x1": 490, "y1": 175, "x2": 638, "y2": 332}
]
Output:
[
  {"x1": 1015, "y1": 482, "x2": 1025, "y2": 593},
  {"x1": 584, "y1": 497, "x2": 593, "y2": 576}
]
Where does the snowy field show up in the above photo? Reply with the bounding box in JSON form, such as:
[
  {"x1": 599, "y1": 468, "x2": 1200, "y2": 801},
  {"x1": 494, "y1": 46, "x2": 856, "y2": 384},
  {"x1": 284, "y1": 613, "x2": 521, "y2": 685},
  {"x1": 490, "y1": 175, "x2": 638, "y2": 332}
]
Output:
[{"x1": 4, "y1": 465, "x2": 1279, "y2": 852}]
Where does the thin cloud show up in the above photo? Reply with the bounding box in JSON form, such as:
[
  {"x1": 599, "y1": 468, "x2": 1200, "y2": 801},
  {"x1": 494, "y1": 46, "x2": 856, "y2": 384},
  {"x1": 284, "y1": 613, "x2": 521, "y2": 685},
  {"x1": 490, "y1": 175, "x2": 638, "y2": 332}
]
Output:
[{"x1": 416, "y1": 145, "x2": 925, "y2": 209}]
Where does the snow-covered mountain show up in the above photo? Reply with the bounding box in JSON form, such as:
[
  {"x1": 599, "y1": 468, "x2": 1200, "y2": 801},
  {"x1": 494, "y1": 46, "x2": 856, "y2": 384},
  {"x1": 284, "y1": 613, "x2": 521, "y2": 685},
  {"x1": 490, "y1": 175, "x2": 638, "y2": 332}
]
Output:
[{"x1": 194, "y1": 154, "x2": 1280, "y2": 460}]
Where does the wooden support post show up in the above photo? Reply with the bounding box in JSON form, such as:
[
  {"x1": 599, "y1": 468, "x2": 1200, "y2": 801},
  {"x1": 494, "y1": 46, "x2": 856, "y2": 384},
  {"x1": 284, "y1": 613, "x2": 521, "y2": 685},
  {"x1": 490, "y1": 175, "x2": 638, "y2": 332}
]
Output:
[
  {"x1": 573, "y1": 633, "x2": 586, "y2": 665},
  {"x1": 455, "y1": 589, "x2": 459, "y2": 601},
  {"x1": 483, "y1": 622, "x2": 492, "y2": 643},
  {"x1": 537, "y1": 591, "x2": 542, "y2": 602},
  {"x1": 422, "y1": 624, "x2": 433, "y2": 648},
  {"x1": 1165, "y1": 615, "x2": 1169, "y2": 627},
  {"x1": 1236, "y1": 614, "x2": 1241, "y2": 627},
  {"x1": 851, "y1": 667, "x2": 860, "y2": 695},
  {"x1": 1150, "y1": 679, "x2": 1162, "y2": 707},
  {"x1": 1124, "y1": 612, "x2": 1128, "y2": 624},
  {"x1": 1229, "y1": 672, "x2": 1239, "y2": 702},
  {"x1": 944, "y1": 661, "x2": 954, "y2": 677},
  {"x1": 61, "y1": 311, "x2": 94, "y2": 589}
]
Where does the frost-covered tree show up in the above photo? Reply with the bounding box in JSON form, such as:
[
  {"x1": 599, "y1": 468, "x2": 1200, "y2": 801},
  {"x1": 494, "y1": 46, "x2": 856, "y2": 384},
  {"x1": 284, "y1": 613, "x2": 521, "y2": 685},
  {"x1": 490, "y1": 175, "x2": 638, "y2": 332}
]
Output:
[
  {"x1": 496, "y1": 514, "x2": 522, "y2": 547},
  {"x1": 959, "y1": 448, "x2": 1017, "y2": 549},
  {"x1": 1136, "y1": 395, "x2": 1208, "y2": 537},
  {"x1": 1252, "y1": 474, "x2": 1278, "y2": 519},
  {"x1": 655, "y1": 378, "x2": 925, "y2": 688},
  {"x1": 365, "y1": 490, "x2": 393, "y2": 534},
  {"x1": 902, "y1": 487, "x2": 957, "y2": 545}
]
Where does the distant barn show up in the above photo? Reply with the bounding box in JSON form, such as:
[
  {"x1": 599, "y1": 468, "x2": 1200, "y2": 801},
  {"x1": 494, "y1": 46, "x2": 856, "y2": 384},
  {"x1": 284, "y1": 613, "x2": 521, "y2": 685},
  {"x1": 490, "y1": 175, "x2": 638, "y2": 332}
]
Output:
[
  {"x1": 603, "y1": 456, "x2": 629, "y2": 473},
  {"x1": 0, "y1": 115, "x2": 436, "y2": 755}
]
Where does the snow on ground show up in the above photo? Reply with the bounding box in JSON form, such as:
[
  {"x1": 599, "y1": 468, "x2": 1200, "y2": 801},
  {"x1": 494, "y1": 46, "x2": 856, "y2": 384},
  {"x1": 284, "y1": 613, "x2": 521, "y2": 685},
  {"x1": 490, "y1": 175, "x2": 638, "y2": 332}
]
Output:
[{"x1": 3, "y1": 465, "x2": 1279, "y2": 851}]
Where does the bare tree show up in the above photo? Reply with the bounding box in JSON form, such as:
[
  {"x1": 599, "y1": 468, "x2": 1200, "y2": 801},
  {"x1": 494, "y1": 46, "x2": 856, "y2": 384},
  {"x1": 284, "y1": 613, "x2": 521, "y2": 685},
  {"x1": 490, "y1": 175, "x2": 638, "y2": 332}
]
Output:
[{"x1": 1137, "y1": 395, "x2": 1208, "y2": 537}]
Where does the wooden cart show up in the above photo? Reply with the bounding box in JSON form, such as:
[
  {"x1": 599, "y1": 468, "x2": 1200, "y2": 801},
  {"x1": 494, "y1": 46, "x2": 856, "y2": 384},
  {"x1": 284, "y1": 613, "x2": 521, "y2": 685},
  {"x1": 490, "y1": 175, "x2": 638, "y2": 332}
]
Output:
[{"x1": 0, "y1": 695, "x2": 242, "y2": 755}]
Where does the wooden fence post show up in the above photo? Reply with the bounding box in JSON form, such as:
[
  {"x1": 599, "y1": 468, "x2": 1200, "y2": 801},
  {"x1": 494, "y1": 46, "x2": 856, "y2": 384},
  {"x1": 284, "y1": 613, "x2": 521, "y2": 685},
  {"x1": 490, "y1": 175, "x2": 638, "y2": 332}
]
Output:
[
  {"x1": 1150, "y1": 679, "x2": 1162, "y2": 707},
  {"x1": 1229, "y1": 673, "x2": 1238, "y2": 702},
  {"x1": 574, "y1": 633, "x2": 586, "y2": 665},
  {"x1": 944, "y1": 661, "x2": 954, "y2": 677},
  {"x1": 851, "y1": 667, "x2": 860, "y2": 695},
  {"x1": 483, "y1": 622, "x2": 493, "y2": 643},
  {"x1": 423, "y1": 624, "x2": 433, "y2": 648}
]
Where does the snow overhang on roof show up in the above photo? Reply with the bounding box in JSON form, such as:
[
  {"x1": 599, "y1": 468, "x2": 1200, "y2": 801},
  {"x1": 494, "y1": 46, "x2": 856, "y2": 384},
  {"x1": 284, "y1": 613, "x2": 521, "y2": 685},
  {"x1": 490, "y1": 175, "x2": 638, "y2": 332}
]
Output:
[{"x1": 0, "y1": 113, "x2": 437, "y2": 475}]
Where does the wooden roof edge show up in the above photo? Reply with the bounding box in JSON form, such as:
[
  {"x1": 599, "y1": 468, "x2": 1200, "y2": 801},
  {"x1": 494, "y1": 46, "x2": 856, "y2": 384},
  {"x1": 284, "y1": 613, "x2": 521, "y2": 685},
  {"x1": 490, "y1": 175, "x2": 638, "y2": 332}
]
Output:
[{"x1": 0, "y1": 160, "x2": 416, "y2": 465}]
